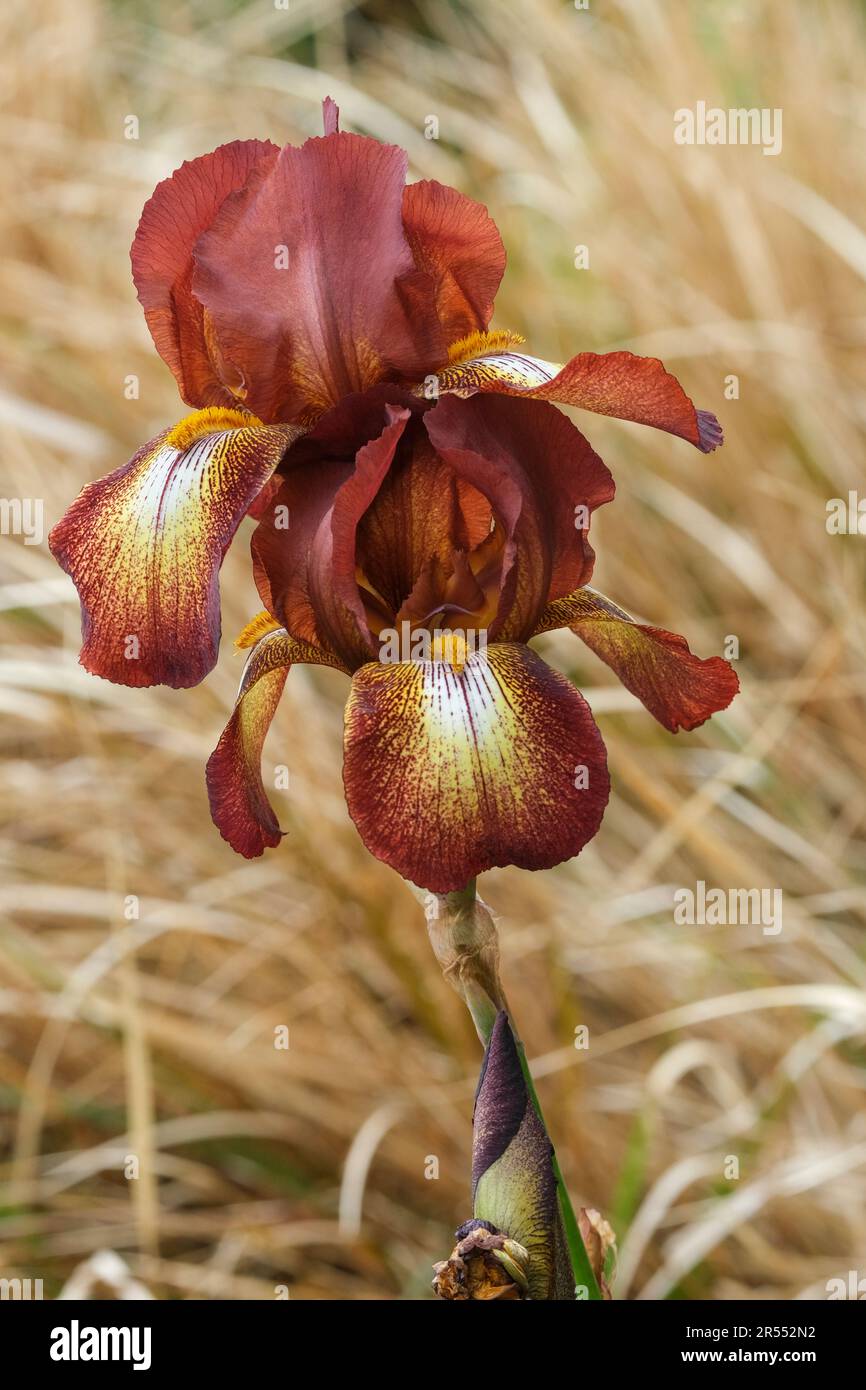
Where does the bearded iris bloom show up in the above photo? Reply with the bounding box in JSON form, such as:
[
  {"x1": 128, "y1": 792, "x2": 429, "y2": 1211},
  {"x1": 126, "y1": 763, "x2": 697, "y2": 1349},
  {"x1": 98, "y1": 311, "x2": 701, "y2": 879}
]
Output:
[
  {"x1": 205, "y1": 383, "x2": 737, "y2": 891},
  {"x1": 50, "y1": 99, "x2": 738, "y2": 888}
]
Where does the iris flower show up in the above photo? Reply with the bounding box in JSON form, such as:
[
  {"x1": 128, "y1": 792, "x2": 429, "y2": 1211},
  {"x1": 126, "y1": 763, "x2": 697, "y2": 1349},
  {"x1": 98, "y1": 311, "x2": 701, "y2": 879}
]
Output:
[
  {"x1": 205, "y1": 381, "x2": 736, "y2": 891},
  {"x1": 50, "y1": 100, "x2": 738, "y2": 890}
]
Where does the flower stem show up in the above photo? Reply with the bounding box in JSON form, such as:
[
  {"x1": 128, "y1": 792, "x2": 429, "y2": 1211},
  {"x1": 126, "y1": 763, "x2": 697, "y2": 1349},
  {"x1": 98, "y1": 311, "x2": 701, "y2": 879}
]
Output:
[{"x1": 422, "y1": 880, "x2": 603, "y2": 1300}]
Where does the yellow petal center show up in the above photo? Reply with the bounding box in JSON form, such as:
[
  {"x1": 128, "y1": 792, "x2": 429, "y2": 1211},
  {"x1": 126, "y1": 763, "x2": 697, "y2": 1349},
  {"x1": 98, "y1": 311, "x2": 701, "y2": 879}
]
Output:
[
  {"x1": 446, "y1": 328, "x2": 526, "y2": 366},
  {"x1": 165, "y1": 406, "x2": 263, "y2": 452},
  {"x1": 431, "y1": 630, "x2": 469, "y2": 673},
  {"x1": 235, "y1": 610, "x2": 283, "y2": 649}
]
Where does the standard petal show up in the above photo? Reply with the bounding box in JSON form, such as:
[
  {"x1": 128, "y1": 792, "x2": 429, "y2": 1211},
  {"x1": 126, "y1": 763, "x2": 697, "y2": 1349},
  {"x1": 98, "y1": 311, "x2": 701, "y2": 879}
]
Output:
[
  {"x1": 402, "y1": 180, "x2": 505, "y2": 344},
  {"x1": 436, "y1": 346, "x2": 722, "y2": 452},
  {"x1": 131, "y1": 140, "x2": 278, "y2": 408},
  {"x1": 253, "y1": 393, "x2": 417, "y2": 669},
  {"x1": 253, "y1": 460, "x2": 354, "y2": 653},
  {"x1": 316, "y1": 407, "x2": 413, "y2": 660},
  {"x1": 49, "y1": 409, "x2": 296, "y2": 689},
  {"x1": 322, "y1": 96, "x2": 340, "y2": 136},
  {"x1": 354, "y1": 419, "x2": 493, "y2": 619},
  {"x1": 425, "y1": 394, "x2": 614, "y2": 639},
  {"x1": 342, "y1": 642, "x2": 609, "y2": 892},
  {"x1": 193, "y1": 132, "x2": 446, "y2": 422},
  {"x1": 206, "y1": 626, "x2": 346, "y2": 858},
  {"x1": 536, "y1": 586, "x2": 739, "y2": 732}
]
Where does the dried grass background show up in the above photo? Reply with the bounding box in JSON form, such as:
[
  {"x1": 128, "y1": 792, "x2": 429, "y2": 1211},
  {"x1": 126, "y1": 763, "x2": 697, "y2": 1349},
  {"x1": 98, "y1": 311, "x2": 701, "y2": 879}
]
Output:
[{"x1": 1, "y1": 0, "x2": 865, "y2": 1300}]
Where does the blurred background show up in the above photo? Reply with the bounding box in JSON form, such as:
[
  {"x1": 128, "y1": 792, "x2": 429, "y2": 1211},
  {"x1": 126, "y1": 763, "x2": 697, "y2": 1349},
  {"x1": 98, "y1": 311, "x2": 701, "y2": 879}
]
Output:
[{"x1": 1, "y1": 0, "x2": 865, "y2": 1300}]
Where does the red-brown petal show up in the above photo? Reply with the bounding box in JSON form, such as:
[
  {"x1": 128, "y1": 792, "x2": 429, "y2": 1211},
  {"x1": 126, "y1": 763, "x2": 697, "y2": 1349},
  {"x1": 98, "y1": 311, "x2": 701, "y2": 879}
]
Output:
[
  {"x1": 536, "y1": 587, "x2": 739, "y2": 732},
  {"x1": 49, "y1": 409, "x2": 295, "y2": 689},
  {"x1": 253, "y1": 460, "x2": 354, "y2": 653},
  {"x1": 436, "y1": 348, "x2": 722, "y2": 452},
  {"x1": 425, "y1": 394, "x2": 614, "y2": 639},
  {"x1": 253, "y1": 398, "x2": 415, "y2": 669},
  {"x1": 343, "y1": 642, "x2": 609, "y2": 891},
  {"x1": 193, "y1": 133, "x2": 446, "y2": 422},
  {"x1": 402, "y1": 180, "x2": 505, "y2": 344},
  {"x1": 131, "y1": 140, "x2": 278, "y2": 408},
  {"x1": 322, "y1": 96, "x2": 340, "y2": 136},
  {"x1": 206, "y1": 626, "x2": 346, "y2": 857},
  {"x1": 355, "y1": 424, "x2": 488, "y2": 618},
  {"x1": 321, "y1": 407, "x2": 414, "y2": 656}
]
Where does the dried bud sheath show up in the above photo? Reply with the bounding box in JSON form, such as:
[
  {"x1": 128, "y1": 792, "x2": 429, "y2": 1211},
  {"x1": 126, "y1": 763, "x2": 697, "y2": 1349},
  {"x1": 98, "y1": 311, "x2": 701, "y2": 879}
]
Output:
[{"x1": 423, "y1": 883, "x2": 507, "y2": 1044}]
